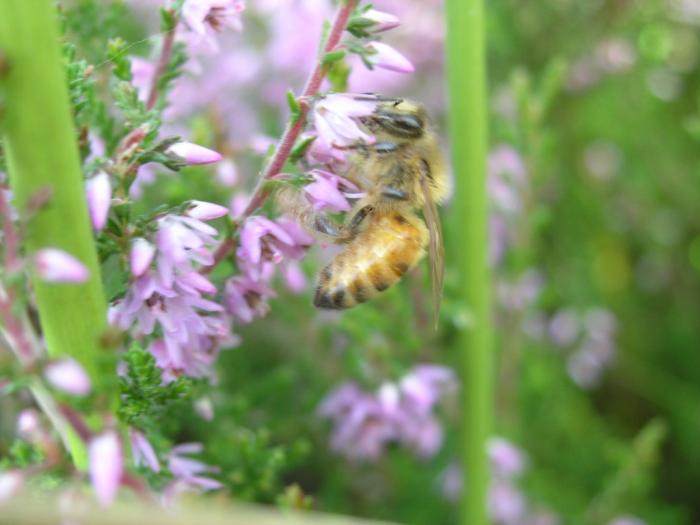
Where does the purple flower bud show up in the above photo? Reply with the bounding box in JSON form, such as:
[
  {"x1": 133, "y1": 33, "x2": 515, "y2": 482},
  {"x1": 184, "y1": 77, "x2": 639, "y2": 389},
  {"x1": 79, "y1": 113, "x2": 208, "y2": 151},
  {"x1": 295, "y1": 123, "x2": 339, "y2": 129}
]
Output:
[
  {"x1": 34, "y1": 248, "x2": 89, "y2": 283},
  {"x1": 44, "y1": 358, "x2": 91, "y2": 396},
  {"x1": 185, "y1": 200, "x2": 229, "y2": 221},
  {"x1": 362, "y1": 9, "x2": 400, "y2": 32},
  {"x1": 167, "y1": 142, "x2": 223, "y2": 165},
  {"x1": 89, "y1": 430, "x2": 123, "y2": 506},
  {"x1": 487, "y1": 437, "x2": 526, "y2": 479},
  {"x1": 0, "y1": 470, "x2": 23, "y2": 503},
  {"x1": 488, "y1": 480, "x2": 527, "y2": 524},
  {"x1": 130, "y1": 238, "x2": 156, "y2": 277},
  {"x1": 86, "y1": 172, "x2": 112, "y2": 231},
  {"x1": 365, "y1": 42, "x2": 415, "y2": 73},
  {"x1": 17, "y1": 410, "x2": 42, "y2": 441},
  {"x1": 129, "y1": 428, "x2": 160, "y2": 473}
]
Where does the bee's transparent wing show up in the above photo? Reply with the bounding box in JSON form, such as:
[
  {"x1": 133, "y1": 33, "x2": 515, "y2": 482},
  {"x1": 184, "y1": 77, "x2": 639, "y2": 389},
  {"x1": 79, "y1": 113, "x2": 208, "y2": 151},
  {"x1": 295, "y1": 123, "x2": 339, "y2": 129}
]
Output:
[{"x1": 420, "y1": 165, "x2": 444, "y2": 327}]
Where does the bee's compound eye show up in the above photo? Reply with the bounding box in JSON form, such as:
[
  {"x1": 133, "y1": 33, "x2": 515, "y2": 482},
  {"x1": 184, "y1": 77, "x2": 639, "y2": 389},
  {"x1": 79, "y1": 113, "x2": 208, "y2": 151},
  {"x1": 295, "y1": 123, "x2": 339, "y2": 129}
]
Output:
[{"x1": 375, "y1": 111, "x2": 424, "y2": 138}]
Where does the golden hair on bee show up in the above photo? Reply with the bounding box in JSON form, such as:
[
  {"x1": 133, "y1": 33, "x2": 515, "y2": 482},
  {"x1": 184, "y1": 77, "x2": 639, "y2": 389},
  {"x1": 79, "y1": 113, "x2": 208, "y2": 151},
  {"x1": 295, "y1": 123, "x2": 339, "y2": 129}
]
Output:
[{"x1": 281, "y1": 95, "x2": 448, "y2": 319}]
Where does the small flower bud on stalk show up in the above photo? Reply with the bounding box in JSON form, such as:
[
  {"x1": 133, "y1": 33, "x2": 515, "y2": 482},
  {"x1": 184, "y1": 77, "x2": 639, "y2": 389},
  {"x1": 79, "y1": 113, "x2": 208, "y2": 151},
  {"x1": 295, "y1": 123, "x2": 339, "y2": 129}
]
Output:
[{"x1": 167, "y1": 142, "x2": 223, "y2": 165}]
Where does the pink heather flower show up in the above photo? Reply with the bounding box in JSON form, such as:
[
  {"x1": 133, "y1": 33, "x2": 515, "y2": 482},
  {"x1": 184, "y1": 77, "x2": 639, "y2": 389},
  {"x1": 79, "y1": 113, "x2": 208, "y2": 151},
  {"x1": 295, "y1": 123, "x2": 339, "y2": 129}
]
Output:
[
  {"x1": 184, "y1": 200, "x2": 229, "y2": 221},
  {"x1": 497, "y1": 270, "x2": 544, "y2": 311},
  {"x1": 111, "y1": 213, "x2": 236, "y2": 380},
  {"x1": 319, "y1": 365, "x2": 456, "y2": 461},
  {"x1": 488, "y1": 480, "x2": 527, "y2": 525},
  {"x1": 488, "y1": 145, "x2": 527, "y2": 214},
  {"x1": 182, "y1": 0, "x2": 245, "y2": 36},
  {"x1": 304, "y1": 169, "x2": 359, "y2": 212},
  {"x1": 129, "y1": 238, "x2": 156, "y2": 277},
  {"x1": 488, "y1": 437, "x2": 526, "y2": 479},
  {"x1": 17, "y1": 410, "x2": 42, "y2": 442},
  {"x1": 365, "y1": 41, "x2": 415, "y2": 73},
  {"x1": 216, "y1": 159, "x2": 238, "y2": 186},
  {"x1": 0, "y1": 470, "x2": 23, "y2": 503},
  {"x1": 89, "y1": 430, "x2": 123, "y2": 506},
  {"x1": 168, "y1": 443, "x2": 222, "y2": 491},
  {"x1": 44, "y1": 358, "x2": 91, "y2": 396},
  {"x1": 167, "y1": 142, "x2": 223, "y2": 165},
  {"x1": 86, "y1": 172, "x2": 112, "y2": 231},
  {"x1": 548, "y1": 308, "x2": 580, "y2": 347},
  {"x1": 236, "y1": 215, "x2": 312, "y2": 279},
  {"x1": 362, "y1": 9, "x2": 400, "y2": 33},
  {"x1": 130, "y1": 56, "x2": 155, "y2": 102},
  {"x1": 279, "y1": 260, "x2": 306, "y2": 293},
  {"x1": 318, "y1": 383, "x2": 395, "y2": 461},
  {"x1": 34, "y1": 248, "x2": 89, "y2": 283},
  {"x1": 313, "y1": 94, "x2": 376, "y2": 149},
  {"x1": 224, "y1": 275, "x2": 275, "y2": 324},
  {"x1": 129, "y1": 428, "x2": 160, "y2": 473}
]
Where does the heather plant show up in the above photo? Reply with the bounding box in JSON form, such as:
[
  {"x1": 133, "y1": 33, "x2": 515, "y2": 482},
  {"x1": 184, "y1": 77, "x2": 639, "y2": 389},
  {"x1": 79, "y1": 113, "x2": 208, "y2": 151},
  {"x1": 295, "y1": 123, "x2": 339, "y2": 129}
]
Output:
[{"x1": 1, "y1": 1, "x2": 700, "y2": 525}]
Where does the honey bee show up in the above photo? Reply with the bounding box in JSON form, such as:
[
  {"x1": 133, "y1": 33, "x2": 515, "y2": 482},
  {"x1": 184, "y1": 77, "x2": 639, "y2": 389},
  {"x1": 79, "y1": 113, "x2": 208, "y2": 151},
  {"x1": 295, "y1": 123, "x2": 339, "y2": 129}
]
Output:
[{"x1": 310, "y1": 97, "x2": 448, "y2": 316}]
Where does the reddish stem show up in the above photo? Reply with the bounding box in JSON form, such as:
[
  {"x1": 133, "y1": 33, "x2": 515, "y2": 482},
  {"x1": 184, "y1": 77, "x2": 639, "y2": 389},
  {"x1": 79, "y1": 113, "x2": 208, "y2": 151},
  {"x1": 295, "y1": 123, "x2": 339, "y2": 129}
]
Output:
[
  {"x1": 203, "y1": 0, "x2": 358, "y2": 273},
  {"x1": 145, "y1": 22, "x2": 177, "y2": 111}
]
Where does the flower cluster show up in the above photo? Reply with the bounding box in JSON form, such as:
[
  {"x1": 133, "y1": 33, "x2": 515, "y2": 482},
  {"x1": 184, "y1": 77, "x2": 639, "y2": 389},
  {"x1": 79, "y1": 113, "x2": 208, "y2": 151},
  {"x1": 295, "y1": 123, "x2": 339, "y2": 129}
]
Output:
[
  {"x1": 441, "y1": 438, "x2": 560, "y2": 525},
  {"x1": 225, "y1": 215, "x2": 313, "y2": 324},
  {"x1": 487, "y1": 144, "x2": 528, "y2": 265},
  {"x1": 318, "y1": 365, "x2": 457, "y2": 461},
  {"x1": 109, "y1": 203, "x2": 237, "y2": 381}
]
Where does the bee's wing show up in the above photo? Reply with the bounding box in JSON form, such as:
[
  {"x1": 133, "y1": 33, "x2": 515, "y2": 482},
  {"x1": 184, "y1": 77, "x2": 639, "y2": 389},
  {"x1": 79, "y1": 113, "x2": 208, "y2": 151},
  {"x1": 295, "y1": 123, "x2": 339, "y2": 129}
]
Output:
[{"x1": 419, "y1": 164, "x2": 444, "y2": 327}]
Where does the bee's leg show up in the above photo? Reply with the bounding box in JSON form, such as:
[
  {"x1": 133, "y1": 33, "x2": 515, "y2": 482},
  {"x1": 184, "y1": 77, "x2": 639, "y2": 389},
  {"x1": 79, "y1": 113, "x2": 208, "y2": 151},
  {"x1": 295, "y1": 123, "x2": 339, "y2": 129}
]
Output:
[
  {"x1": 346, "y1": 205, "x2": 374, "y2": 233},
  {"x1": 313, "y1": 215, "x2": 341, "y2": 237},
  {"x1": 381, "y1": 186, "x2": 409, "y2": 200}
]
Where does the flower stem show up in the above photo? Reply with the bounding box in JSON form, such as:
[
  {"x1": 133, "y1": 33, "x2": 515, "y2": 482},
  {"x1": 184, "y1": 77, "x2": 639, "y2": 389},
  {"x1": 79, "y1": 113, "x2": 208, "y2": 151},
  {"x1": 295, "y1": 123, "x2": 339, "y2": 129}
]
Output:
[
  {"x1": 205, "y1": 0, "x2": 358, "y2": 272},
  {"x1": 444, "y1": 0, "x2": 492, "y2": 524},
  {"x1": 146, "y1": 18, "x2": 177, "y2": 111},
  {"x1": 0, "y1": 0, "x2": 113, "y2": 467}
]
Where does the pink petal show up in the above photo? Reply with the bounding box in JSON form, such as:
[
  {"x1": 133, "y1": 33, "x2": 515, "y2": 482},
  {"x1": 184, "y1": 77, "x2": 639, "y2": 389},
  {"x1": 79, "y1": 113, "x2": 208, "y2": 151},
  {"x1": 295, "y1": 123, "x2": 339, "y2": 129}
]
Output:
[
  {"x1": 167, "y1": 142, "x2": 223, "y2": 165},
  {"x1": 86, "y1": 172, "x2": 112, "y2": 231},
  {"x1": 185, "y1": 200, "x2": 229, "y2": 221},
  {"x1": 44, "y1": 358, "x2": 91, "y2": 396},
  {"x1": 89, "y1": 430, "x2": 123, "y2": 506},
  {"x1": 34, "y1": 248, "x2": 89, "y2": 283},
  {"x1": 130, "y1": 238, "x2": 156, "y2": 277},
  {"x1": 367, "y1": 41, "x2": 415, "y2": 73}
]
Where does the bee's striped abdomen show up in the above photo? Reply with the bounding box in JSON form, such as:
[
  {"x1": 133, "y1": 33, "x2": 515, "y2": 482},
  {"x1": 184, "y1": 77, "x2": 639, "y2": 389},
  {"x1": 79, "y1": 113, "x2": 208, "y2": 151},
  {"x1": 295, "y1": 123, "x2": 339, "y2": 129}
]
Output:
[{"x1": 314, "y1": 212, "x2": 428, "y2": 310}]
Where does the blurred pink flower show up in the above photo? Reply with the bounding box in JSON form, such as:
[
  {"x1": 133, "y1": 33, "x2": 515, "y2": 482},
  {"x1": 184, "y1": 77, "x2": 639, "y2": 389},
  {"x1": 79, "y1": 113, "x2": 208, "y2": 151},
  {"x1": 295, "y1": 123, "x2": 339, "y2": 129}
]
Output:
[
  {"x1": 365, "y1": 41, "x2": 415, "y2": 73},
  {"x1": 44, "y1": 358, "x2": 91, "y2": 396},
  {"x1": 34, "y1": 248, "x2": 89, "y2": 283},
  {"x1": 488, "y1": 480, "x2": 527, "y2": 525},
  {"x1": 182, "y1": 0, "x2": 244, "y2": 36},
  {"x1": 548, "y1": 308, "x2": 580, "y2": 347},
  {"x1": 130, "y1": 56, "x2": 155, "y2": 102},
  {"x1": 86, "y1": 172, "x2": 111, "y2": 231},
  {"x1": 608, "y1": 517, "x2": 647, "y2": 525},
  {"x1": 89, "y1": 430, "x2": 123, "y2": 506},
  {"x1": 129, "y1": 428, "x2": 160, "y2": 473},
  {"x1": 167, "y1": 442, "x2": 222, "y2": 491},
  {"x1": 130, "y1": 238, "x2": 156, "y2": 277},
  {"x1": 488, "y1": 437, "x2": 526, "y2": 479},
  {"x1": 361, "y1": 9, "x2": 400, "y2": 33},
  {"x1": 185, "y1": 200, "x2": 229, "y2": 221},
  {"x1": 224, "y1": 275, "x2": 275, "y2": 324},
  {"x1": 0, "y1": 470, "x2": 23, "y2": 503},
  {"x1": 167, "y1": 142, "x2": 223, "y2": 165},
  {"x1": 16, "y1": 410, "x2": 43, "y2": 442}
]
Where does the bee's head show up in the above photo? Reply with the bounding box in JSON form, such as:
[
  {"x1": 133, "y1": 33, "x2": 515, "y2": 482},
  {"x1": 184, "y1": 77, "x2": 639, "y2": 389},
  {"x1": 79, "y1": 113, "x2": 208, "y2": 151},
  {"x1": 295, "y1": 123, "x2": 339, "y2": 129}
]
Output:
[{"x1": 365, "y1": 99, "x2": 427, "y2": 139}]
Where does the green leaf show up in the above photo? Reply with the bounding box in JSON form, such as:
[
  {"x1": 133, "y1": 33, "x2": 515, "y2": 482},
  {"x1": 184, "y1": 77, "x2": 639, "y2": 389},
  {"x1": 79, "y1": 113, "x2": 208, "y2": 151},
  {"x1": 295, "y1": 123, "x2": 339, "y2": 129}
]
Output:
[
  {"x1": 321, "y1": 49, "x2": 347, "y2": 66},
  {"x1": 289, "y1": 135, "x2": 317, "y2": 163},
  {"x1": 286, "y1": 90, "x2": 300, "y2": 123}
]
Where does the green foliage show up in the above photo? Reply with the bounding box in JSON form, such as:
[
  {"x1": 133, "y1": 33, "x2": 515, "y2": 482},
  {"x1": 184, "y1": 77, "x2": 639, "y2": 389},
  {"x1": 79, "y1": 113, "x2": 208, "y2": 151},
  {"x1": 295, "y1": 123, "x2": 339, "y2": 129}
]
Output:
[
  {"x1": 118, "y1": 344, "x2": 199, "y2": 428},
  {"x1": 0, "y1": 440, "x2": 45, "y2": 469}
]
